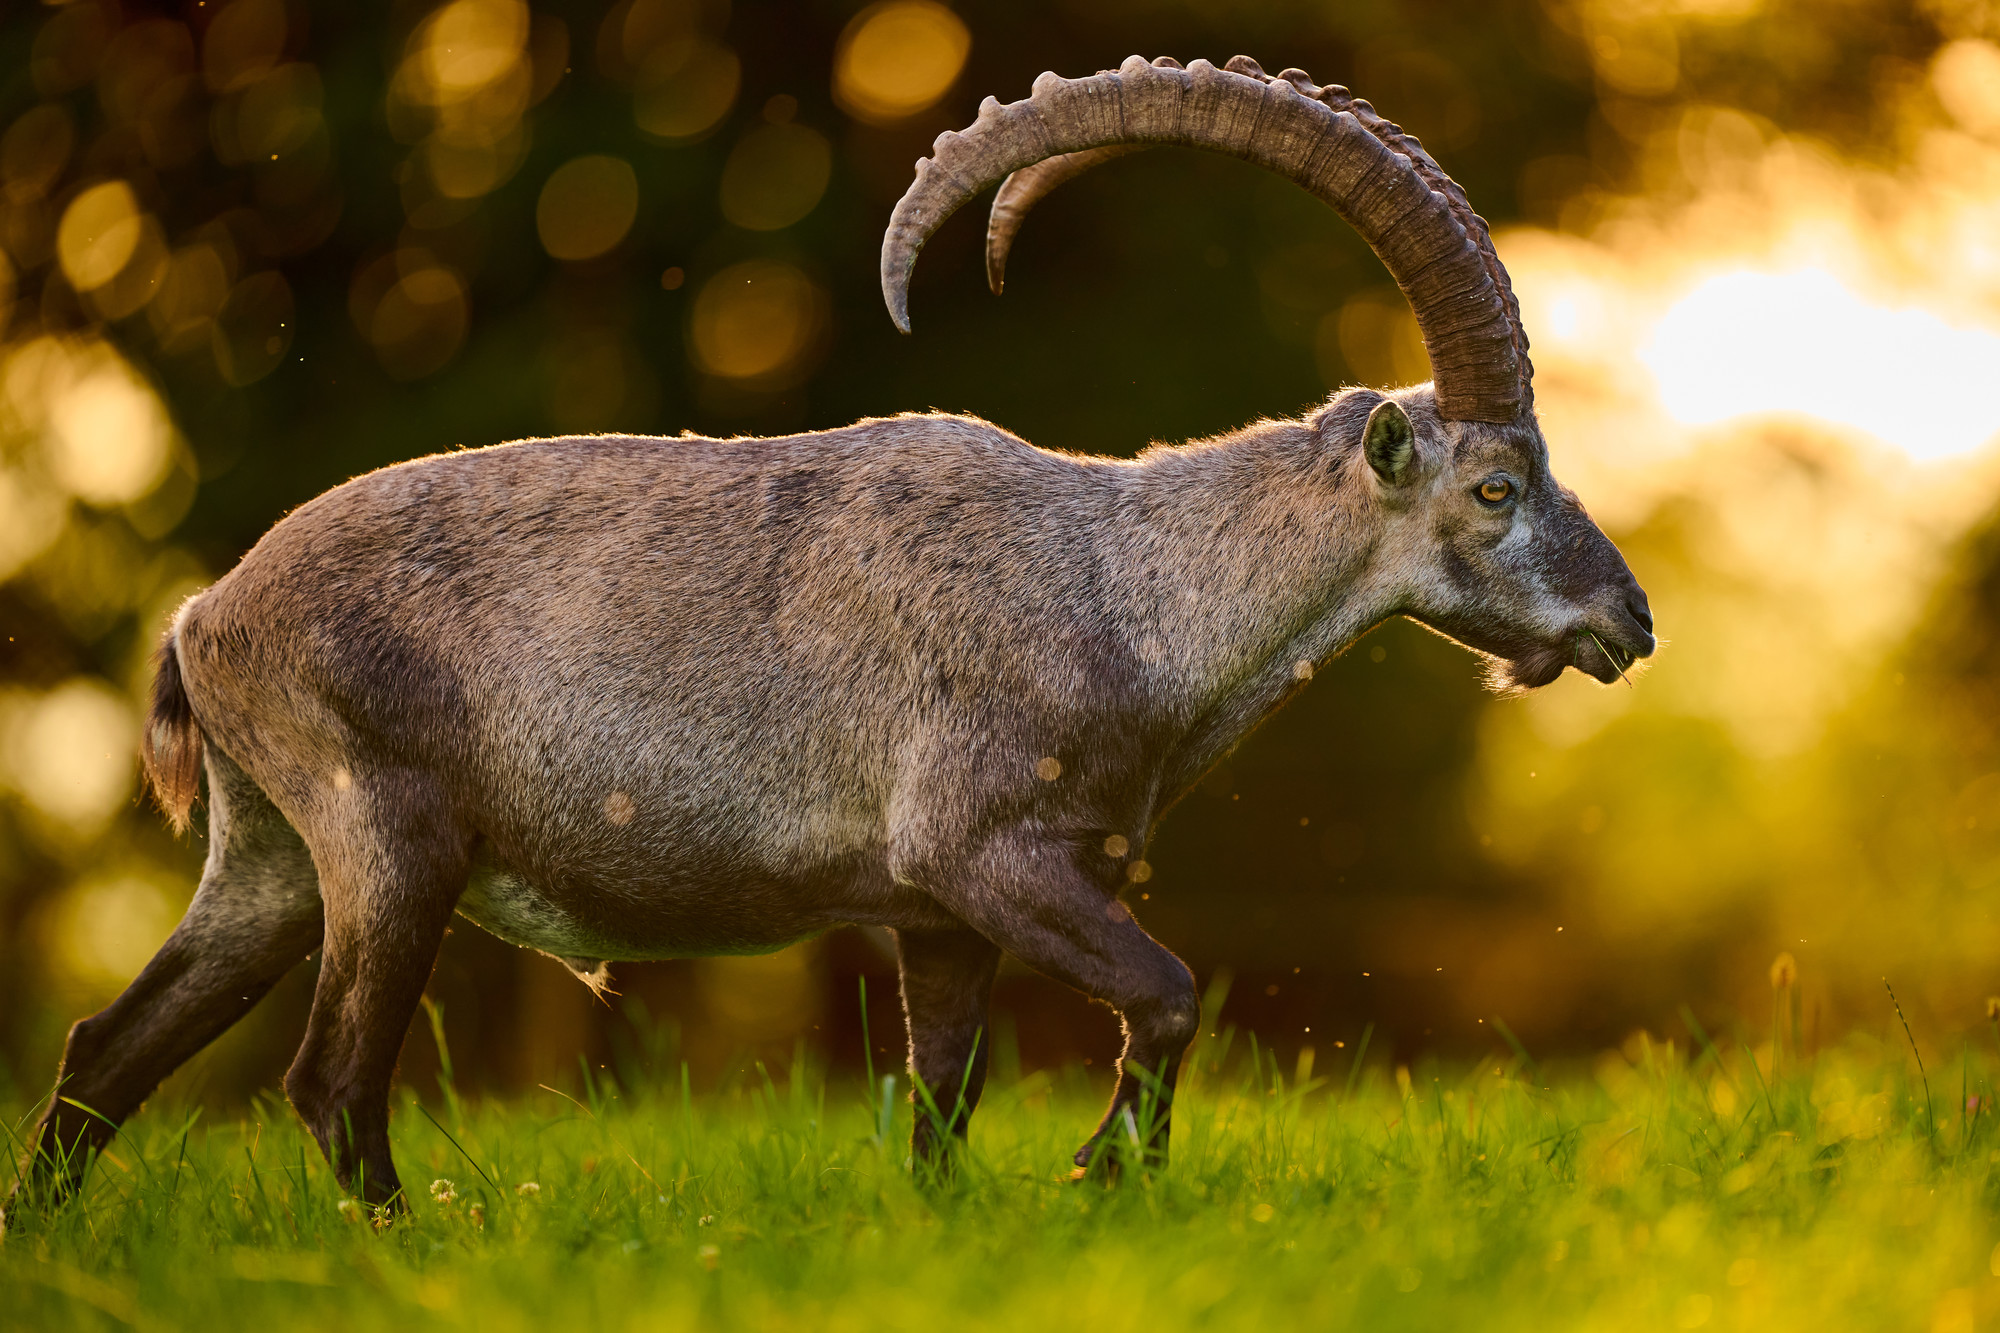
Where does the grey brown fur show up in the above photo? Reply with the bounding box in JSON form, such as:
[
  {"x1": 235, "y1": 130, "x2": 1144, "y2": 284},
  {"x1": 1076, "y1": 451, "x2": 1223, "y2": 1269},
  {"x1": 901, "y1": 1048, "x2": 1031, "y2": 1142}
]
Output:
[{"x1": 9, "y1": 55, "x2": 1653, "y2": 1217}]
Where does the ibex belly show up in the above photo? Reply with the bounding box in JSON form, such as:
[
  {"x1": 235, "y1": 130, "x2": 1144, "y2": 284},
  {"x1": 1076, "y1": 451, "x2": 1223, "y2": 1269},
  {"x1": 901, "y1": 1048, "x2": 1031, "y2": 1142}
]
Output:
[
  {"x1": 457, "y1": 866, "x2": 634, "y2": 962},
  {"x1": 455, "y1": 847, "x2": 909, "y2": 965}
]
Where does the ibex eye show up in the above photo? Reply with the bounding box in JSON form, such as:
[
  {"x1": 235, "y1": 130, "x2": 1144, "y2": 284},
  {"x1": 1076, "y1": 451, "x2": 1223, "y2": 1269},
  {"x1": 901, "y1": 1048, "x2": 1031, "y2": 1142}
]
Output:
[{"x1": 1478, "y1": 479, "x2": 1513, "y2": 504}]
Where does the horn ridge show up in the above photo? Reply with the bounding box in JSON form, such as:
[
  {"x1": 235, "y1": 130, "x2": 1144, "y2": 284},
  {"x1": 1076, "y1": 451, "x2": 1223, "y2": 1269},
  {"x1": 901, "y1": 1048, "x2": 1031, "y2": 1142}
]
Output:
[
  {"x1": 896, "y1": 56, "x2": 1533, "y2": 421},
  {"x1": 1309, "y1": 81, "x2": 1533, "y2": 411}
]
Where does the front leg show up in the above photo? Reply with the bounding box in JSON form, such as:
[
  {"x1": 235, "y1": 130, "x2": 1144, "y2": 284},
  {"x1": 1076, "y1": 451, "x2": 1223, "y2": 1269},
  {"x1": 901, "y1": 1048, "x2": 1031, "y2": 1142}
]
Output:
[
  {"x1": 919, "y1": 827, "x2": 1199, "y2": 1177},
  {"x1": 895, "y1": 927, "x2": 1002, "y2": 1169}
]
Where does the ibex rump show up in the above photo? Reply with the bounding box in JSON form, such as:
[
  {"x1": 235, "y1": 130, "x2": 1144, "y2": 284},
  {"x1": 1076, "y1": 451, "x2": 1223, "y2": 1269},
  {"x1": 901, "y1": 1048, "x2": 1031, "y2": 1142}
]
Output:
[{"x1": 12, "y1": 56, "x2": 1653, "y2": 1214}]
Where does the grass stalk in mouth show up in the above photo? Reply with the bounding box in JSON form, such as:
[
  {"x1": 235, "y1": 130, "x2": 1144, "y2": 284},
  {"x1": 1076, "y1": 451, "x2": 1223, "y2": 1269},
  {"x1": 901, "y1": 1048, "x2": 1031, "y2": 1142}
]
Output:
[{"x1": 1583, "y1": 628, "x2": 1633, "y2": 687}]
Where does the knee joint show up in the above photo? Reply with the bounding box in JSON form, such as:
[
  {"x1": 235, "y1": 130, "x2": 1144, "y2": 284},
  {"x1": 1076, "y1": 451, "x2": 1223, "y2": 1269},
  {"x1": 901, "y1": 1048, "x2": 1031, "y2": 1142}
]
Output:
[
  {"x1": 1139, "y1": 984, "x2": 1201, "y2": 1051},
  {"x1": 283, "y1": 1065, "x2": 331, "y2": 1129},
  {"x1": 62, "y1": 1014, "x2": 107, "y2": 1067}
]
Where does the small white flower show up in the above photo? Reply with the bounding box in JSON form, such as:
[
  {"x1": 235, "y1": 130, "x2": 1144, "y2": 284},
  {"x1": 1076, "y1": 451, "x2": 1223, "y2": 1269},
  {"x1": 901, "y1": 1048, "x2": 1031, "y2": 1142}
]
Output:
[
  {"x1": 515, "y1": 1181, "x2": 541, "y2": 1197},
  {"x1": 430, "y1": 1179, "x2": 458, "y2": 1204}
]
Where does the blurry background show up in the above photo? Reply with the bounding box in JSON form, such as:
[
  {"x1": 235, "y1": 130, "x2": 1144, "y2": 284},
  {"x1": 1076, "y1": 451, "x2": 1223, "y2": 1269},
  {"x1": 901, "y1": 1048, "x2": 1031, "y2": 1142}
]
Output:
[{"x1": 4, "y1": 0, "x2": 2000, "y2": 1110}]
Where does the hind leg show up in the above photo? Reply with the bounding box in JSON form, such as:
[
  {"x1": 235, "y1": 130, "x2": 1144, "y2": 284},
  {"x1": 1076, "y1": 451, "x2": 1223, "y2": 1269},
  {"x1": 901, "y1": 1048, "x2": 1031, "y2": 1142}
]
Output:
[
  {"x1": 282, "y1": 774, "x2": 466, "y2": 1208},
  {"x1": 897, "y1": 927, "x2": 1002, "y2": 1168},
  {"x1": 12, "y1": 749, "x2": 323, "y2": 1212}
]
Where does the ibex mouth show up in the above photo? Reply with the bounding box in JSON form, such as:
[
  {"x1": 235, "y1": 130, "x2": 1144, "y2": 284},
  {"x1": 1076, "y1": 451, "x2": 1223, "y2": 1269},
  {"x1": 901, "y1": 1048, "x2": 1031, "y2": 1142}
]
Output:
[
  {"x1": 1492, "y1": 629, "x2": 1646, "y2": 692},
  {"x1": 1578, "y1": 629, "x2": 1641, "y2": 685}
]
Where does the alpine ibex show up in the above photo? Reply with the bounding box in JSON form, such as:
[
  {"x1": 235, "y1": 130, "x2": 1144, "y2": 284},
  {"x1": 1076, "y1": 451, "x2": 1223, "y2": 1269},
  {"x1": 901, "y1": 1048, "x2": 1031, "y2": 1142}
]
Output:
[{"x1": 12, "y1": 55, "x2": 1652, "y2": 1214}]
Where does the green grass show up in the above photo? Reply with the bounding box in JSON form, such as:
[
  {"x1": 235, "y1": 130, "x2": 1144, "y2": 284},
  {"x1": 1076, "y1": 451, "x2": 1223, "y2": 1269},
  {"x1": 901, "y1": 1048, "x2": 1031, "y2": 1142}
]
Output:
[{"x1": 5, "y1": 1013, "x2": 2000, "y2": 1332}]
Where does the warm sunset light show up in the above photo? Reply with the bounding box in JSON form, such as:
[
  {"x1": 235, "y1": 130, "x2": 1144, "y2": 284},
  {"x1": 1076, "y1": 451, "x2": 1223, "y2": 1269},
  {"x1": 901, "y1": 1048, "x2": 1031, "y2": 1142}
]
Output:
[{"x1": 1642, "y1": 268, "x2": 2000, "y2": 460}]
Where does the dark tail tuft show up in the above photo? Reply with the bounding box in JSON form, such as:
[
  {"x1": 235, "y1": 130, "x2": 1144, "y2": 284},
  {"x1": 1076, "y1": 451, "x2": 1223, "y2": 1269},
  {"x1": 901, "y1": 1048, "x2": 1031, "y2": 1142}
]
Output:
[{"x1": 141, "y1": 634, "x2": 203, "y2": 835}]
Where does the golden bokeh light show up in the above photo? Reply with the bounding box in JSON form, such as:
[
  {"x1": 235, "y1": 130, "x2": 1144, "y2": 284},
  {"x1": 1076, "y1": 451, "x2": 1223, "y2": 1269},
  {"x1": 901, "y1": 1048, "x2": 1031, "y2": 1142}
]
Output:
[
  {"x1": 3, "y1": 336, "x2": 175, "y2": 508},
  {"x1": 423, "y1": 0, "x2": 529, "y2": 100},
  {"x1": 46, "y1": 357, "x2": 174, "y2": 506},
  {"x1": 0, "y1": 470, "x2": 64, "y2": 585},
  {"x1": 1932, "y1": 39, "x2": 2000, "y2": 138},
  {"x1": 202, "y1": 0, "x2": 288, "y2": 94},
  {"x1": 832, "y1": 1, "x2": 970, "y2": 126},
  {"x1": 719, "y1": 123, "x2": 833, "y2": 231},
  {"x1": 84, "y1": 213, "x2": 167, "y2": 322},
  {"x1": 369, "y1": 263, "x2": 470, "y2": 380},
  {"x1": 384, "y1": 0, "x2": 543, "y2": 226},
  {"x1": 147, "y1": 243, "x2": 232, "y2": 353},
  {"x1": 425, "y1": 129, "x2": 529, "y2": 199},
  {"x1": 1, "y1": 102, "x2": 75, "y2": 196},
  {"x1": 43, "y1": 872, "x2": 180, "y2": 989},
  {"x1": 393, "y1": 12, "x2": 531, "y2": 122},
  {"x1": 606, "y1": 0, "x2": 700, "y2": 76},
  {"x1": 1552, "y1": 2, "x2": 1684, "y2": 98},
  {"x1": 633, "y1": 40, "x2": 739, "y2": 141},
  {"x1": 56, "y1": 179, "x2": 142, "y2": 292},
  {"x1": 0, "y1": 677, "x2": 136, "y2": 831},
  {"x1": 1319, "y1": 288, "x2": 1432, "y2": 389},
  {"x1": 689, "y1": 259, "x2": 827, "y2": 383},
  {"x1": 536, "y1": 155, "x2": 640, "y2": 261}
]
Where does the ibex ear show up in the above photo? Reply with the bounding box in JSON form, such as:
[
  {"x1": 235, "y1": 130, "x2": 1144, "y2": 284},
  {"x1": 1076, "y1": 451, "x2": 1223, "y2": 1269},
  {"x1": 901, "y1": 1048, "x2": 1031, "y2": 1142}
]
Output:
[{"x1": 1362, "y1": 399, "x2": 1415, "y2": 484}]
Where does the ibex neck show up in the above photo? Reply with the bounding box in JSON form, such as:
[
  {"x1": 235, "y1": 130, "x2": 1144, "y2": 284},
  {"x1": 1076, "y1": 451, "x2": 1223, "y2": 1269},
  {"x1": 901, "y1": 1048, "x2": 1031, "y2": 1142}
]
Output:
[{"x1": 1105, "y1": 417, "x2": 1394, "y2": 795}]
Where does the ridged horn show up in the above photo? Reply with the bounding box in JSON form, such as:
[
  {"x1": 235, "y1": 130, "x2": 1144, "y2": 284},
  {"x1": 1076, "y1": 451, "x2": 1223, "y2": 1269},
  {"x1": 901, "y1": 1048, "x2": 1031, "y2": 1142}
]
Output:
[
  {"x1": 985, "y1": 145, "x2": 1141, "y2": 294},
  {"x1": 882, "y1": 54, "x2": 1532, "y2": 424}
]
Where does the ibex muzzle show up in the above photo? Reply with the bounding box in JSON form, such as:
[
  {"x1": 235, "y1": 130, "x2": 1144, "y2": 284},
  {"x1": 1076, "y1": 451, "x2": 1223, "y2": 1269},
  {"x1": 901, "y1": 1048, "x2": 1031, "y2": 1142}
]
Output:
[{"x1": 9, "y1": 55, "x2": 1651, "y2": 1219}]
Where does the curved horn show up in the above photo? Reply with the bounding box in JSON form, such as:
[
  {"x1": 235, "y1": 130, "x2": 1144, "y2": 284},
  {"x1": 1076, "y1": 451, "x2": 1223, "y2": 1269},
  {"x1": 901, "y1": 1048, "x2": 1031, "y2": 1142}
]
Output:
[
  {"x1": 882, "y1": 54, "x2": 1531, "y2": 423},
  {"x1": 985, "y1": 146, "x2": 1141, "y2": 294}
]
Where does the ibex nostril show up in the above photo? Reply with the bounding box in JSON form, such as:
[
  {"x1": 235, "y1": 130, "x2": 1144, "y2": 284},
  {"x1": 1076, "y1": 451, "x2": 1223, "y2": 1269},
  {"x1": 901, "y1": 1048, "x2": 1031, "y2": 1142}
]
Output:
[{"x1": 1627, "y1": 596, "x2": 1653, "y2": 636}]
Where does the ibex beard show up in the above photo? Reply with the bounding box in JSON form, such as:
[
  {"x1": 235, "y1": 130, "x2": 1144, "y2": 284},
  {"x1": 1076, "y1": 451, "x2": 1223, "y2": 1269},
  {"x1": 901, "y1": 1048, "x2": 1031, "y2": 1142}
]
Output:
[{"x1": 8, "y1": 55, "x2": 1652, "y2": 1220}]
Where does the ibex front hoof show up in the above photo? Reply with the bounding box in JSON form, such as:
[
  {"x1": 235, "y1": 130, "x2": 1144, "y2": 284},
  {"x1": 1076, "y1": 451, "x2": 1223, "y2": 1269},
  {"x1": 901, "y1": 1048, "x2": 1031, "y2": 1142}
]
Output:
[{"x1": 1068, "y1": 1142, "x2": 1124, "y2": 1185}]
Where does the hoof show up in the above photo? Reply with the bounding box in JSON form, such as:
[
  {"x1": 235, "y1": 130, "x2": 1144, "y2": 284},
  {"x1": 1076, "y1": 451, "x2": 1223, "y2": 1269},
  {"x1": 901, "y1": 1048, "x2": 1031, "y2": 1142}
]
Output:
[{"x1": 1068, "y1": 1143, "x2": 1124, "y2": 1185}]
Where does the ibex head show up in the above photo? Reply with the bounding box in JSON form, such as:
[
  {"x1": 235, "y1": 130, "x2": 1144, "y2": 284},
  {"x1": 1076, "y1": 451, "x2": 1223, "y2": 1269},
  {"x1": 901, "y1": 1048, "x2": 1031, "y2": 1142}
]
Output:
[
  {"x1": 1333, "y1": 387, "x2": 1652, "y2": 690},
  {"x1": 881, "y1": 54, "x2": 1655, "y2": 690}
]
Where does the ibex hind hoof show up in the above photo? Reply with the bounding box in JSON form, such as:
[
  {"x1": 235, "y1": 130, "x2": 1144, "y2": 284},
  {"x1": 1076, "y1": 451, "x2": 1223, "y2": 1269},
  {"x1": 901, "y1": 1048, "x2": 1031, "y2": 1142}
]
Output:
[{"x1": 1068, "y1": 1145, "x2": 1124, "y2": 1186}]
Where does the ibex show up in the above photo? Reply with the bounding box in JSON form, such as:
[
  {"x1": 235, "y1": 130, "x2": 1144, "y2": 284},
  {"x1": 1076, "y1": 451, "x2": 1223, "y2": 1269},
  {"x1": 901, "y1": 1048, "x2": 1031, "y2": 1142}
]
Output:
[{"x1": 11, "y1": 55, "x2": 1652, "y2": 1215}]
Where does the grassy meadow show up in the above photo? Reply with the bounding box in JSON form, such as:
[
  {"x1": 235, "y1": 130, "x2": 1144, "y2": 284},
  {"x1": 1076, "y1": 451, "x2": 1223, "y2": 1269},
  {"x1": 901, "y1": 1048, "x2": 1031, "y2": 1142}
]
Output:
[{"x1": 6, "y1": 988, "x2": 2000, "y2": 1333}]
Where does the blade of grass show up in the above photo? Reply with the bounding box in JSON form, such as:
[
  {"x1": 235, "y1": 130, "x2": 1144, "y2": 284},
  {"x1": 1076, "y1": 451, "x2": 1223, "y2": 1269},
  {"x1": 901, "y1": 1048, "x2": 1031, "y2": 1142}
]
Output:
[
  {"x1": 1343, "y1": 1023, "x2": 1375, "y2": 1102},
  {"x1": 414, "y1": 1101, "x2": 499, "y2": 1196},
  {"x1": 1884, "y1": 977, "x2": 1935, "y2": 1142}
]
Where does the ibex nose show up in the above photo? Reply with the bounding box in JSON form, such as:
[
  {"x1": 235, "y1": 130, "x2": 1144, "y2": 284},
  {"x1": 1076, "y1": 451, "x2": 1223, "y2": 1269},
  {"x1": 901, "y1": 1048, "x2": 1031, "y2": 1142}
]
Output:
[
  {"x1": 1627, "y1": 594, "x2": 1652, "y2": 635},
  {"x1": 1623, "y1": 586, "x2": 1655, "y2": 650}
]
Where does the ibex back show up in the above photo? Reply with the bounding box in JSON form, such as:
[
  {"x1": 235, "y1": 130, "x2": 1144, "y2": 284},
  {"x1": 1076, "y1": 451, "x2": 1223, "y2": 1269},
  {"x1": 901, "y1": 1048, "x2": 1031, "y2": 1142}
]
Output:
[{"x1": 11, "y1": 55, "x2": 1654, "y2": 1214}]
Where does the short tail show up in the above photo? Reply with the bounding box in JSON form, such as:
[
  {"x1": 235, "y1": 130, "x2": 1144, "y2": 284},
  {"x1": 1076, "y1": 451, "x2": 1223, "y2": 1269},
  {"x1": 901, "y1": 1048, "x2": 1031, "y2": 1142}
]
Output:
[{"x1": 141, "y1": 633, "x2": 203, "y2": 835}]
